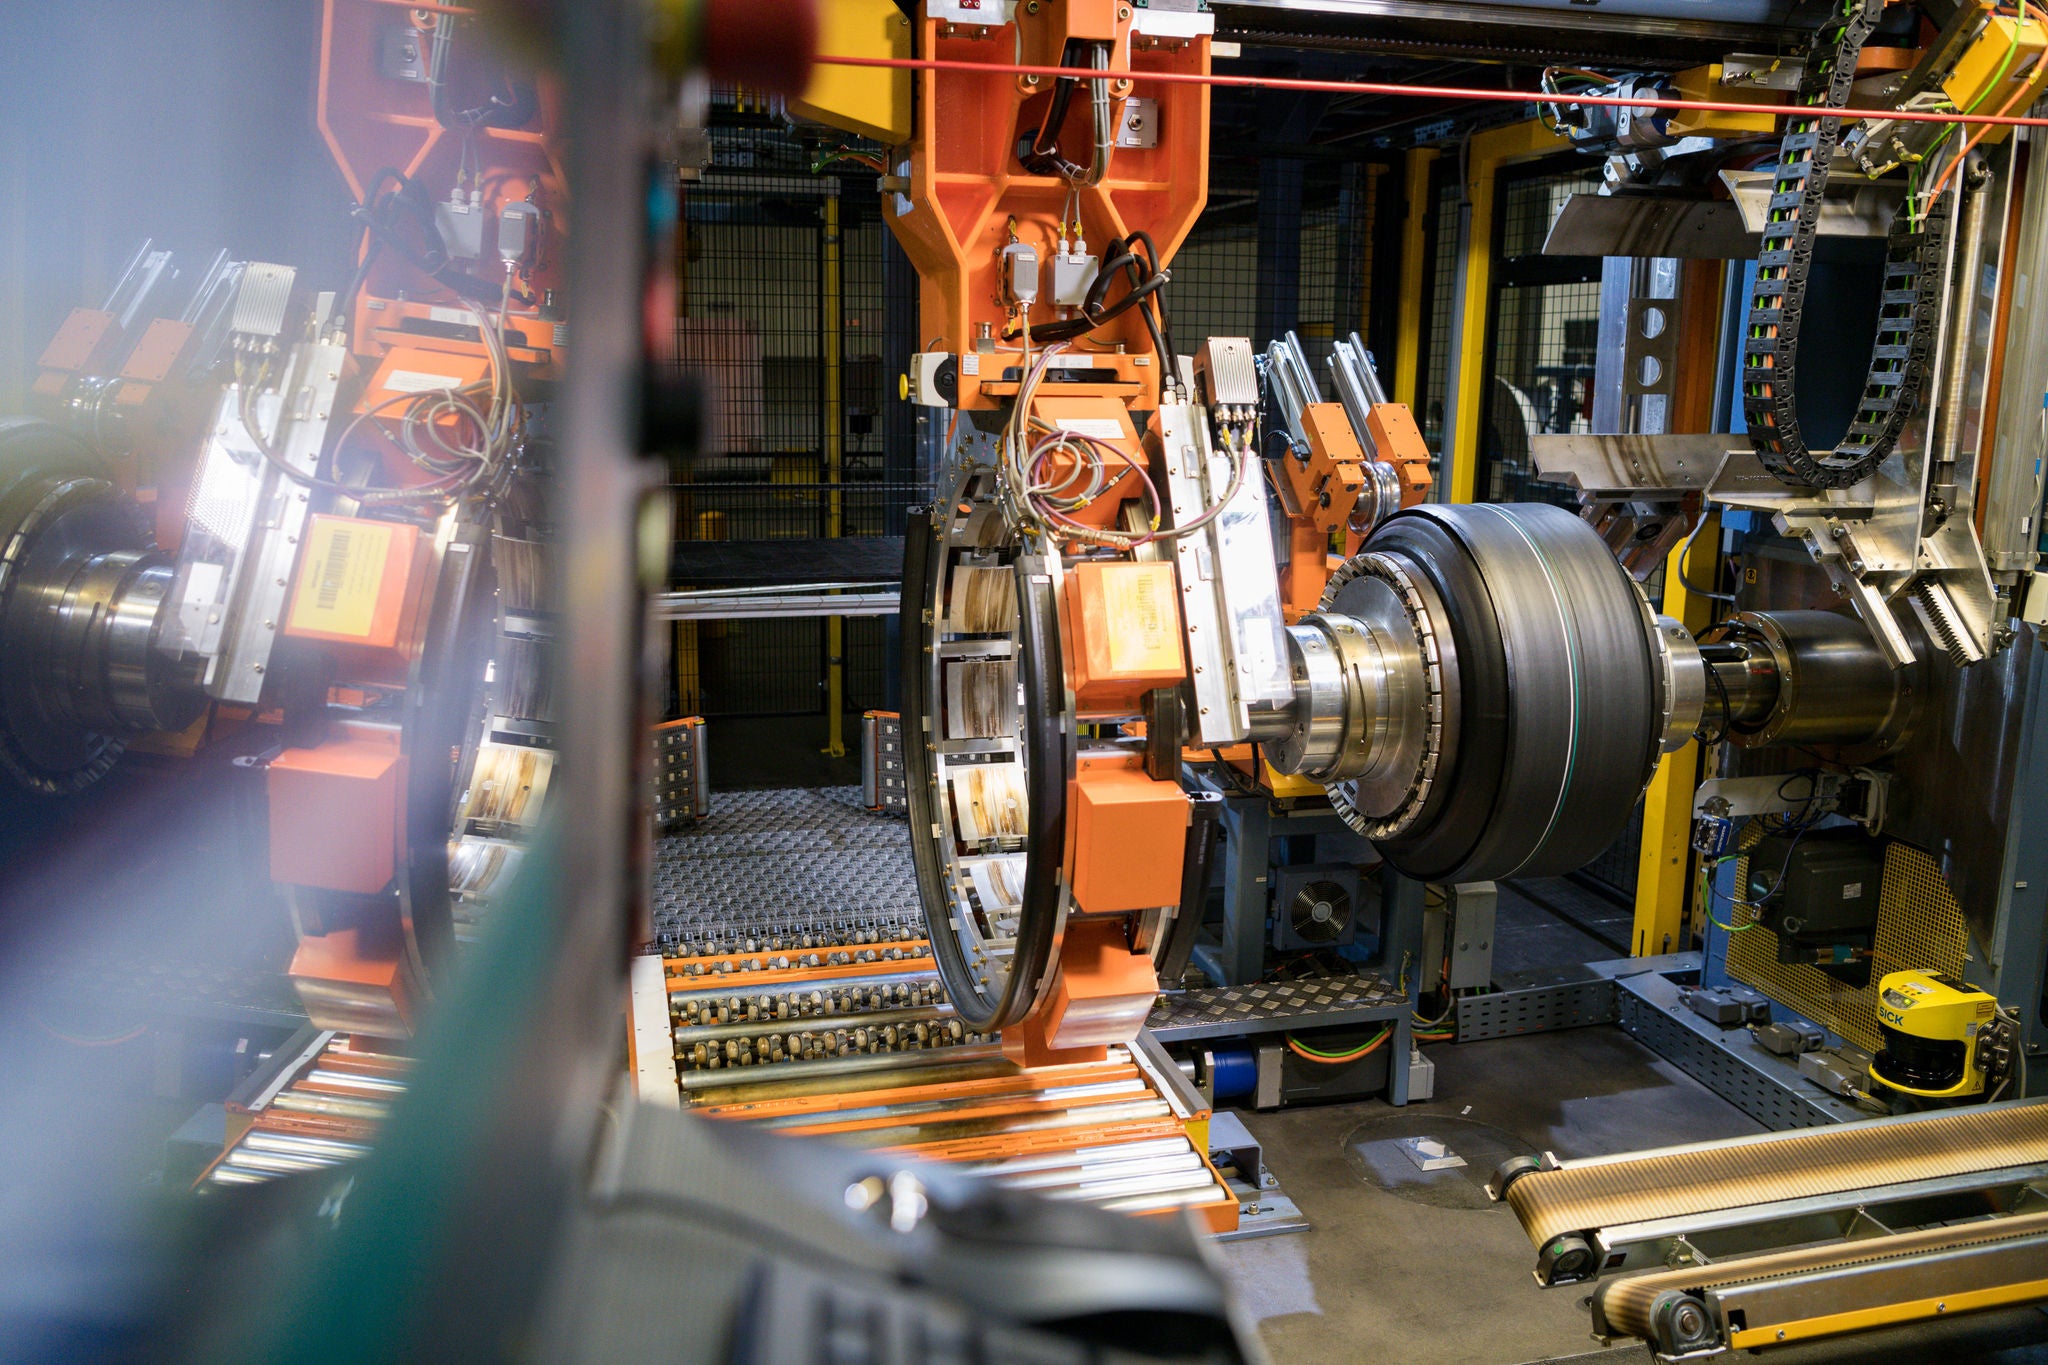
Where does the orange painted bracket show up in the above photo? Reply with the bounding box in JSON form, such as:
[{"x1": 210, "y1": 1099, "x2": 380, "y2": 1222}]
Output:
[
  {"x1": 1290, "y1": 403, "x2": 1368, "y2": 531},
  {"x1": 316, "y1": 0, "x2": 568, "y2": 377},
  {"x1": 268, "y1": 722, "x2": 403, "y2": 894},
  {"x1": 36, "y1": 308, "x2": 116, "y2": 374},
  {"x1": 1070, "y1": 758, "x2": 1187, "y2": 913},
  {"x1": 1366, "y1": 402, "x2": 1434, "y2": 506},
  {"x1": 1281, "y1": 521, "x2": 1336, "y2": 622},
  {"x1": 1006, "y1": 918, "x2": 1160, "y2": 1066},
  {"x1": 887, "y1": 4, "x2": 1210, "y2": 409},
  {"x1": 1063, "y1": 558, "x2": 1185, "y2": 712},
  {"x1": 288, "y1": 924, "x2": 414, "y2": 1035}
]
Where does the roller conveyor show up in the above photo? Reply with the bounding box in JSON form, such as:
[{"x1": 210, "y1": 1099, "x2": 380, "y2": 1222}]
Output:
[
  {"x1": 685, "y1": 1044, "x2": 1240, "y2": 1229},
  {"x1": 638, "y1": 959, "x2": 1238, "y2": 1230},
  {"x1": 1492, "y1": 1098, "x2": 2048, "y2": 1358},
  {"x1": 199, "y1": 1028, "x2": 411, "y2": 1187},
  {"x1": 634, "y1": 796, "x2": 1240, "y2": 1231}
]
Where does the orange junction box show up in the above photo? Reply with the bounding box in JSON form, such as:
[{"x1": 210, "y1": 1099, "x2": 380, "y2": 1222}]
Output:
[
  {"x1": 1070, "y1": 756, "x2": 1187, "y2": 914},
  {"x1": 268, "y1": 722, "x2": 403, "y2": 894},
  {"x1": 1366, "y1": 402, "x2": 1434, "y2": 504},
  {"x1": 1062, "y1": 559, "x2": 1185, "y2": 715}
]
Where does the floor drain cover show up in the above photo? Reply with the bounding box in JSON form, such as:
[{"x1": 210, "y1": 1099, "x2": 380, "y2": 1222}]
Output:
[{"x1": 1396, "y1": 1136, "x2": 1467, "y2": 1171}]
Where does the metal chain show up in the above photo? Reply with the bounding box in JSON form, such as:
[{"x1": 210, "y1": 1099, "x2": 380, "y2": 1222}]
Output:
[{"x1": 1742, "y1": 0, "x2": 1951, "y2": 489}]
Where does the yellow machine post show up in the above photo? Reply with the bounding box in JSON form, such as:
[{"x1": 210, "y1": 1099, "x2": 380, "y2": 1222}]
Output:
[
  {"x1": 1446, "y1": 120, "x2": 1568, "y2": 504},
  {"x1": 823, "y1": 189, "x2": 846, "y2": 758},
  {"x1": 1634, "y1": 514, "x2": 1715, "y2": 956},
  {"x1": 1632, "y1": 257, "x2": 1726, "y2": 954},
  {"x1": 1393, "y1": 147, "x2": 1437, "y2": 412}
]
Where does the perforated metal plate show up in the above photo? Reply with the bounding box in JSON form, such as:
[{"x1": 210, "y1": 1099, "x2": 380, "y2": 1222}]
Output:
[
  {"x1": 1147, "y1": 974, "x2": 1407, "y2": 1043},
  {"x1": 1726, "y1": 841, "x2": 1968, "y2": 1053},
  {"x1": 1455, "y1": 977, "x2": 1618, "y2": 1041},
  {"x1": 1616, "y1": 970, "x2": 1861, "y2": 1130}
]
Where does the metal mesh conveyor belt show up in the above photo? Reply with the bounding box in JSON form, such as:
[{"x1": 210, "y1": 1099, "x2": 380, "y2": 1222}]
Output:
[
  {"x1": 1504, "y1": 1101, "x2": 2048, "y2": 1249},
  {"x1": 652, "y1": 786, "x2": 922, "y2": 951},
  {"x1": 1592, "y1": 1210, "x2": 2048, "y2": 1342}
]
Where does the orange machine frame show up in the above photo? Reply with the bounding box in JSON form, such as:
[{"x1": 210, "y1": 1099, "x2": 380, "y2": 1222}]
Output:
[
  {"x1": 271, "y1": 0, "x2": 568, "y2": 1030},
  {"x1": 889, "y1": 0, "x2": 1209, "y2": 411},
  {"x1": 317, "y1": 0, "x2": 568, "y2": 382}
]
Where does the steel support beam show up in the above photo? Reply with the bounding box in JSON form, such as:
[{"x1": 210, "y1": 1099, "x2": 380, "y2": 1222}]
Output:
[{"x1": 1443, "y1": 118, "x2": 1569, "y2": 505}]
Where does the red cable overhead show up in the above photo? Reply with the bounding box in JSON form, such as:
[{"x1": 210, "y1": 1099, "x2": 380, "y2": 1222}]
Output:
[{"x1": 813, "y1": 52, "x2": 2048, "y2": 131}]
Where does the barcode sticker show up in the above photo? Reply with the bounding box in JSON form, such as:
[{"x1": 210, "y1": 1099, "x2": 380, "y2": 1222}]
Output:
[
  {"x1": 1102, "y1": 563, "x2": 1180, "y2": 675},
  {"x1": 317, "y1": 528, "x2": 352, "y2": 611},
  {"x1": 288, "y1": 517, "x2": 394, "y2": 639}
]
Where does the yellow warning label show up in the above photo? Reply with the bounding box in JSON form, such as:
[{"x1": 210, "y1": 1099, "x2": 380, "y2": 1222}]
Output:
[
  {"x1": 290, "y1": 518, "x2": 392, "y2": 639},
  {"x1": 1104, "y1": 564, "x2": 1176, "y2": 674}
]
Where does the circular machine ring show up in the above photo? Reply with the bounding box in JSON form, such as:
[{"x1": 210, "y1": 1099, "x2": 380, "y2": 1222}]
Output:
[
  {"x1": 1352, "y1": 502, "x2": 1660, "y2": 885},
  {"x1": 0, "y1": 419, "x2": 160, "y2": 795},
  {"x1": 900, "y1": 472, "x2": 1074, "y2": 1035},
  {"x1": 398, "y1": 520, "x2": 501, "y2": 995},
  {"x1": 1312, "y1": 550, "x2": 1448, "y2": 836}
]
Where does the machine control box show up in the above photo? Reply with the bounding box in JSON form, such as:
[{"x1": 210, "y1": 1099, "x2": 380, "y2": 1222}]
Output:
[
  {"x1": 1755, "y1": 1018, "x2": 1826, "y2": 1056},
  {"x1": 1681, "y1": 987, "x2": 1747, "y2": 1027},
  {"x1": 1749, "y1": 830, "x2": 1884, "y2": 984}
]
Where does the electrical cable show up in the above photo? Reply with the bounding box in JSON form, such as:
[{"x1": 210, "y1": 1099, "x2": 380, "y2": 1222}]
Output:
[
  {"x1": 1923, "y1": 5, "x2": 2044, "y2": 206},
  {"x1": 1206, "y1": 746, "x2": 1264, "y2": 797},
  {"x1": 243, "y1": 282, "x2": 518, "y2": 505},
  {"x1": 32, "y1": 1017, "x2": 150, "y2": 1048},
  {"x1": 1700, "y1": 654, "x2": 1734, "y2": 745},
  {"x1": 1285, "y1": 1026, "x2": 1391, "y2": 1064},
  {"x1": 1741, "y1": 0, "x2": 1951, "y2": 490},
  {"x1": 1675, "y1": 512, "x2": 1734, "y2": 603}
]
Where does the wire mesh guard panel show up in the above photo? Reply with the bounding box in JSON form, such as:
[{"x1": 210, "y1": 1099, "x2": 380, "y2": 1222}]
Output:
[
  {"x1": 668, "y1": 138, "x2": 910, "y2": 719},
  {"x1": 1168, "y1": 223, "x2": 1260, "y2": 358},
  {"x1": 1421, "y1": 170, "x2": 1462, "y2": 462},
  {"x1": 1579, "y1": 801, "x2": 1644, "y2": 903},
  {"x1": 665, "y1": 117, "x2": 1404, "y2": 718},
  {"x1": 1726, "y1": 842, "x2": 1969, "y2": 1053},
  {"x1": 1478, "y1": 167, "x2": 1604, "y2": 507}
]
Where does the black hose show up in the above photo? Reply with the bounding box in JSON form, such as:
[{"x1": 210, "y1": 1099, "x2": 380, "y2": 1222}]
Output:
[
  {"x1": 348, "y1": 168, "x2": 502, "y2": 306},
  {"x1": 1015, "y1": 231, "x2": 1170, "y2": 346}
]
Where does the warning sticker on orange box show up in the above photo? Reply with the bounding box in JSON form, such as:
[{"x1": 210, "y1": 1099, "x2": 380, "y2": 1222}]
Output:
[
  {"x1": 289, "y1": 517, "x2": 394, "y2": 640},
  {"x1": 1103, "y1": 563, "x2": 1176, "y2": 674}
]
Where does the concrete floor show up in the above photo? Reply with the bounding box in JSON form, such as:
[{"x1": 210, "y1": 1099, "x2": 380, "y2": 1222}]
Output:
[
  {"x1": 1212, "y1": 1023, "x2": 2048, "y2": 1364},
  {"x1": 1214, "y1": 1026, "x2": 1758, "y2": 1364}
]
